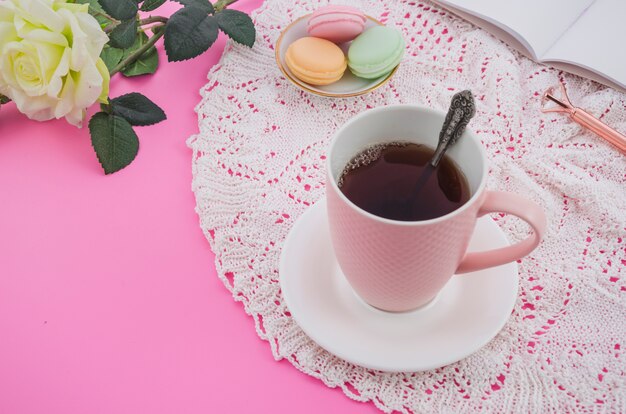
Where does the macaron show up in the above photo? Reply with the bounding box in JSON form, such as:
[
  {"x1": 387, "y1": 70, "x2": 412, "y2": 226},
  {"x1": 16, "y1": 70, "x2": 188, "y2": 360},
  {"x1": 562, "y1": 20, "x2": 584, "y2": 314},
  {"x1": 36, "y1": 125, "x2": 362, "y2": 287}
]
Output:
[
  {"x1": 307, "y1": 5, "x2": 367, "y2": 43},
  {"x1": 348, "y1": 26, "x2": 405, "y2": 79},
  {"x1": 285, "y1": 37, "x2": 347, "y2": 85}
]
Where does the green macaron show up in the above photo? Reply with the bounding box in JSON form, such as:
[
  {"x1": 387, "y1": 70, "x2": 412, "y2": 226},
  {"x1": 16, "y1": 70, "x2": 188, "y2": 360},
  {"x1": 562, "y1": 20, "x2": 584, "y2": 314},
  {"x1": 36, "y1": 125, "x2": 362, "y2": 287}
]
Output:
[{"x1": 348, "y1": 26, "x2": 405, "y2": 79}]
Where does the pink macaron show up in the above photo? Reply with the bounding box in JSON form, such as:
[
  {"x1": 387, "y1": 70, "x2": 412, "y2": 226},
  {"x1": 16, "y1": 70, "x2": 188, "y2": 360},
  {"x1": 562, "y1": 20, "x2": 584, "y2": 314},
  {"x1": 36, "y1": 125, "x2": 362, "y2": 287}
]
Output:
[{"x1": 307, "y1": 5, "x2": 367, "y2": 43}]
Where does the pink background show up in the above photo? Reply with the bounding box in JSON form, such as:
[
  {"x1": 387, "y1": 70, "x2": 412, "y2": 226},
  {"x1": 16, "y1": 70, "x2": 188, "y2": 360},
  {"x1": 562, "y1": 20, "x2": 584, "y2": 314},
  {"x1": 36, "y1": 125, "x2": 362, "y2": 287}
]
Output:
[{"x1": 0, "y1": 1, "x2": 378, "y2": 412}]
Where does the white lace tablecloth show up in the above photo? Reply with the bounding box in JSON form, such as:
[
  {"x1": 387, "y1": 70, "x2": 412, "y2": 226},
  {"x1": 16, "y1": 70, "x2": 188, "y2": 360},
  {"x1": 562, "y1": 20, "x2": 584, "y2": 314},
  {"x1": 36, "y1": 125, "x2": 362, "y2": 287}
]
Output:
[{"x1": 187, "y1": 1, "x2": 626, "y2": 412}]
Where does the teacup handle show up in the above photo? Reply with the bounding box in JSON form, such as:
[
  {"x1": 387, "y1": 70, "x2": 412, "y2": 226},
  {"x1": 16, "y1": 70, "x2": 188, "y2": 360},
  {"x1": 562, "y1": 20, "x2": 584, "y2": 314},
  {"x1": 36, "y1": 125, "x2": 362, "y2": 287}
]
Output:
[{"x1": 456, "y1": 191, "x2": 547, "y2": 274}]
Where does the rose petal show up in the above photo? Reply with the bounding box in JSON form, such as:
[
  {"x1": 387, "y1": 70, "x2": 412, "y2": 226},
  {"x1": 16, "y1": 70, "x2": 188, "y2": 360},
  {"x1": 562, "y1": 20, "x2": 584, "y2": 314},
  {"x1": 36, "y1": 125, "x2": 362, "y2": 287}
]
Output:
[
  {"x1": 46, "y1": 46, "x2": 69, "y2": 97},
  {"x1": 16, "y1": 0, "x2": 64, "y2": 32},
  {"x1": 96, "y1": 58, "x2": 109, "y2": 103},
  {"x1": 72, "y1": 59, "x2": 102, "y2": 108}
]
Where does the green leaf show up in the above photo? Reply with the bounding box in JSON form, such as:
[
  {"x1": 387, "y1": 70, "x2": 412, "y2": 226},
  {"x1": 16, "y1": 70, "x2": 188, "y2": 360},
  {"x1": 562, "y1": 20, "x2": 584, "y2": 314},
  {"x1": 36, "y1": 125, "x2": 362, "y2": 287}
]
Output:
[
  {"x1": 172, "y1": 0, "x2": 214, "y2": 13},
  {"x1": 109, "y1": 19, "x2": 138, "y2": 49},
  {"x1": 164, "y1": 6, "x2": 218, "y2": 62},
  {"x1": 120, "y1": 32, "x2": 159, "y2": 77},
  {"x1": 109, "y1": 92, "x2": 166, "y2": 126},
  {"x1": 98, "y1": 0, "x2": 138, "y2": 21},
  {"x1": 75, "y1": 0, "x2": 112, "y2": 26},
  {"x1": 0, "y1": 94, "x2": 10, "y2": 104},
  {"x1": 100, "y1": 46, "x2": 124, "y2": 72},
  {"x1": 122, "y1": 47, "x2": 158, "y2": 76},
  {"x1": 140, "y1": 0, "x2": 166, "y2": 11},
  {"x1": 89, "y1": 112, "x2": 139, "y2": 175},
  {"x1": 215, "y1": 9, "x2": 255, "y2": 47}
]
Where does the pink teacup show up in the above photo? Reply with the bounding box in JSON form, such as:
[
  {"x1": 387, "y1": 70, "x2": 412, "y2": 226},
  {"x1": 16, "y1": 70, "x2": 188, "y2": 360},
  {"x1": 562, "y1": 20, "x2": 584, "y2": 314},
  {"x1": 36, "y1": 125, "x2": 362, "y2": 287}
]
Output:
[{"x1": 326, "y1": 105, "x2": 547, "y2": 312}]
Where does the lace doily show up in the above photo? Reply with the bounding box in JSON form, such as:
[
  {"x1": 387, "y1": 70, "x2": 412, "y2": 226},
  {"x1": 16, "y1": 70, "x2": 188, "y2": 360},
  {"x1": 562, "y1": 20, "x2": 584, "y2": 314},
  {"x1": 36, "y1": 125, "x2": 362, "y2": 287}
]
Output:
[{"x1": 187, "y1": 1, "x2": 626, "y2": 412}]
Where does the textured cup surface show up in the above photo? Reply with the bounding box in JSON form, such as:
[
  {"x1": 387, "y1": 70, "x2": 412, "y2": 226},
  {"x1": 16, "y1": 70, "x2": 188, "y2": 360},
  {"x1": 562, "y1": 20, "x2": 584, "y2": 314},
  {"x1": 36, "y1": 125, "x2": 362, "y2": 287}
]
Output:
[{"x1": 326, "y1": 105, "x2": 486, "y2": 312}]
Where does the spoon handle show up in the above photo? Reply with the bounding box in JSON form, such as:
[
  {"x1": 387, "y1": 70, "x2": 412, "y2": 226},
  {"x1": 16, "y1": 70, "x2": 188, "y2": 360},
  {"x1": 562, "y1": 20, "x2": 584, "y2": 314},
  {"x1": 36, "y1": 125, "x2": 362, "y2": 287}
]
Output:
[
  {"x1": 409, "y1": 90, "x2": 476, "y2": 203},
  {"x1": 431, "y1": 90, "x2": 476, "y2": 167}
]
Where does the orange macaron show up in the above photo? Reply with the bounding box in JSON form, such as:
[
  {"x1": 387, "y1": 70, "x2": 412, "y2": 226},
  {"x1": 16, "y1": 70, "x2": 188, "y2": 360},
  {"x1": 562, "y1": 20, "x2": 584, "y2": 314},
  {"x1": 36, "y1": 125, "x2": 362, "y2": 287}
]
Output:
[{"x1": 285, "y1": 37, "x2": 347, "y2": 85}]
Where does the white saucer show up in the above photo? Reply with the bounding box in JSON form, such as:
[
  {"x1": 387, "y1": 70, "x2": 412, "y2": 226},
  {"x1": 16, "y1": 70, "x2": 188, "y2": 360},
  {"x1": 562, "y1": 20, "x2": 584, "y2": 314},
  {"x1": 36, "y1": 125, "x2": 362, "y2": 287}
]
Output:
[
  {"x1": 279, "y1": 198, "x2": 519, "y2": 372},
  {"x1": 275, "y1": 14, "x2": 399, "y2": 98}
]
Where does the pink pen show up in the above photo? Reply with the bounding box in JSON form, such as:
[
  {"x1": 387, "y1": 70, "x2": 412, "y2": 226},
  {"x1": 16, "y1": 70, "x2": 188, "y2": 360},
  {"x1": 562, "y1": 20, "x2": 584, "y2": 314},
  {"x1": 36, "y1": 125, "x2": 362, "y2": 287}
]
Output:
[{"x1": 541, "y1": 82, "x2": 626, "y2": 154}]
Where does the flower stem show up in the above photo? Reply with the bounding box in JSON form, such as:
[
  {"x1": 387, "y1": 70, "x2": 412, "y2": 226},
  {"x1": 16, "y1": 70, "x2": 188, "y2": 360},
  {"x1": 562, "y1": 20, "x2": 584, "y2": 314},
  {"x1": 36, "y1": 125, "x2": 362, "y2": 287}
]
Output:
[
  {"x1": 105, "y1": 16, "x2": 168, "y2": 34},
  {"x1": 214, "y1": 0, "x2": 239, "y2": 12},
  {"x1": 110, "y1": 30, "x2": 165, "y2": 76},
  {"x1": 139, "y1": 16, "x2": 168, "y2": 26},
  {"x1": 144, "y1": 23, "x2": 166, "y2": 35},
  {"x1": 104, "y1": 22, "x2": 119, "y2": 33},
  {"x1": 94, "y1": 10, "x2": 117, "y2": 23}
]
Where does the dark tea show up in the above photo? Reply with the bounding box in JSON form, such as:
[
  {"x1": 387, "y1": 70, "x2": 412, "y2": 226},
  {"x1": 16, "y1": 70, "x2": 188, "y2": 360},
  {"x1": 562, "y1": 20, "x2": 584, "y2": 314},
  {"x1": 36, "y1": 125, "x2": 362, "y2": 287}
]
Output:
[{"x1": 338, "y1": 142, "x2": 470, "y2": 221}]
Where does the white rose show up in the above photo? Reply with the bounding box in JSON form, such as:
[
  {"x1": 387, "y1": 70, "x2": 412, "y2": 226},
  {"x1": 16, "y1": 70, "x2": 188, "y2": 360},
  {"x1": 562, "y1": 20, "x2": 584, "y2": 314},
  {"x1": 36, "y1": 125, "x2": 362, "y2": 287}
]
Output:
[{"x1": 0, "y1": 0, "x2": 110, "y2": 127}]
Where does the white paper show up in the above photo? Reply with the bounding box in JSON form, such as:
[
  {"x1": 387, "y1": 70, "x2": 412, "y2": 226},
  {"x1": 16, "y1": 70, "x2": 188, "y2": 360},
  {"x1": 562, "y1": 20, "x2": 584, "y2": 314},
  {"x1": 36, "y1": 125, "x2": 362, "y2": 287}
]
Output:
[
  {"x1": 436, "y1": 0, "x2": 594, "y2": 58},
  {"x1": 542, "y1": 0, "x2": 626, "y2": 89}
]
